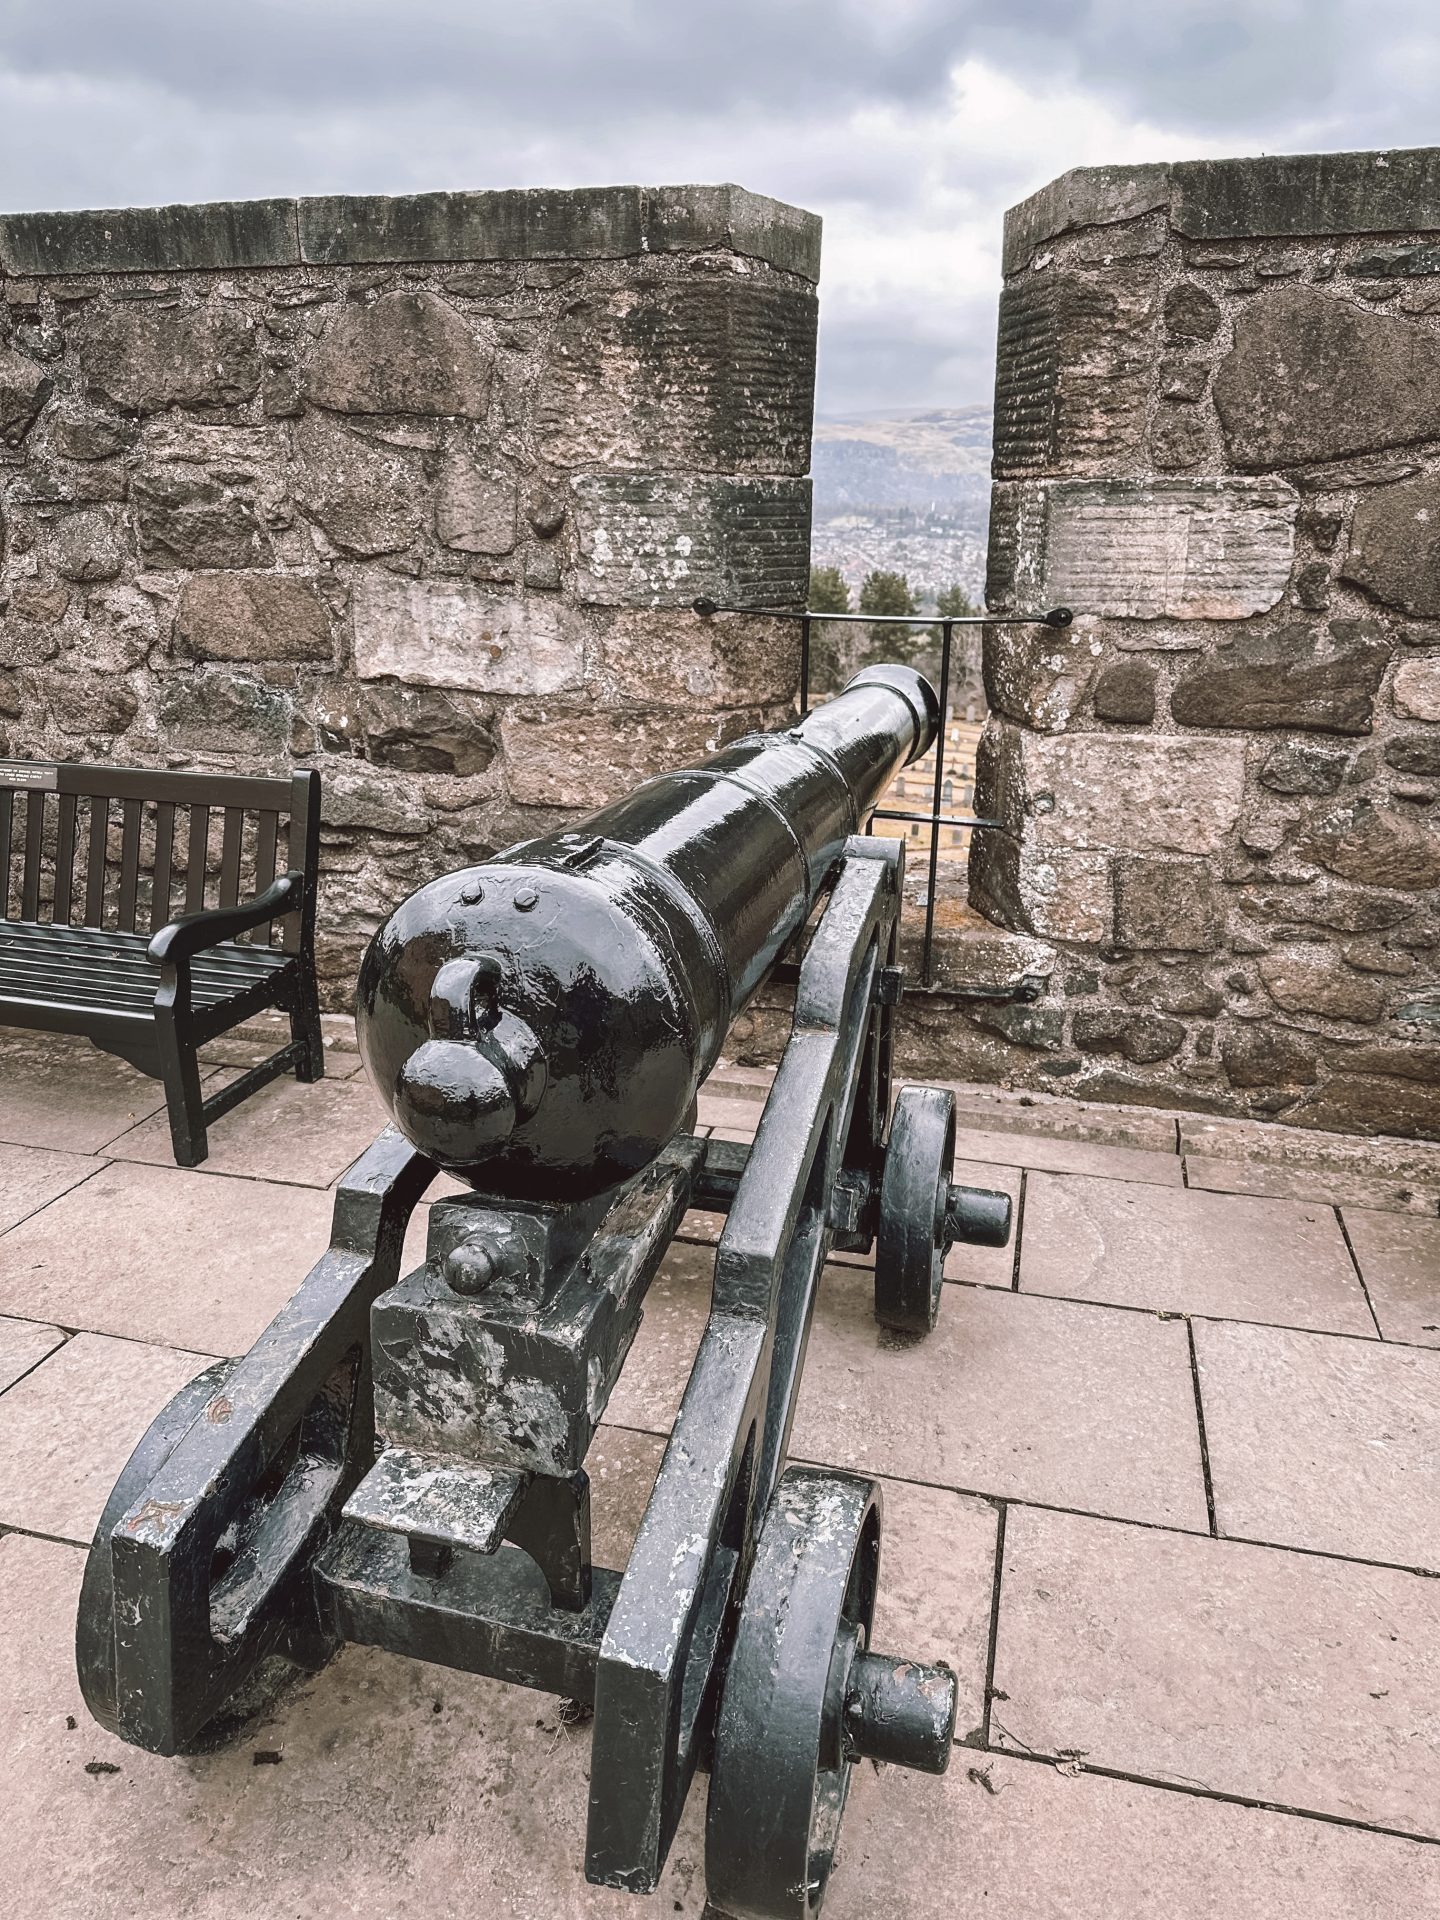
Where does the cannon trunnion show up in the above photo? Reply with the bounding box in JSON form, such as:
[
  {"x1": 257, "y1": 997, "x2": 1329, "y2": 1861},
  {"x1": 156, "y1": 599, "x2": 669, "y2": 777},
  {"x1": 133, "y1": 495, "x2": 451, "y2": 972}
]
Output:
[{"x1": 77, "y1": 669, "x2": 1012, "y2": 1920}]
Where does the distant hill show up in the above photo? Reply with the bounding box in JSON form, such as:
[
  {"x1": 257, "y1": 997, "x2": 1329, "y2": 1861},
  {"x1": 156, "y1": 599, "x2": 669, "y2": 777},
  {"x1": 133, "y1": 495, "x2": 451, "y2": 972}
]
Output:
[{"x1": 808, "y1": 405, "x2": 992, "y2": 607}]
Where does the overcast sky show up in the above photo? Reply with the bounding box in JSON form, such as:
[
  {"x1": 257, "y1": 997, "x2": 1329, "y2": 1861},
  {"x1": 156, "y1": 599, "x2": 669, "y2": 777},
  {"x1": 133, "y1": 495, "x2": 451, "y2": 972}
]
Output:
[{"x1": 3, "y1": 3, "x2": 1439, "y2": 415}]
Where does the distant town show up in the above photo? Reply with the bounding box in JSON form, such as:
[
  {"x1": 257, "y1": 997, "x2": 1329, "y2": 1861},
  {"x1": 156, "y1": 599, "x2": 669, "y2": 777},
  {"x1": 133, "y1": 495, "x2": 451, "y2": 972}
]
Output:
[
  {"x1": 808, "y1": 402, "x2": 991, "y2": 610},
  {"x1": 806, "y1": 405, "x2": 992, "y2": 868}
]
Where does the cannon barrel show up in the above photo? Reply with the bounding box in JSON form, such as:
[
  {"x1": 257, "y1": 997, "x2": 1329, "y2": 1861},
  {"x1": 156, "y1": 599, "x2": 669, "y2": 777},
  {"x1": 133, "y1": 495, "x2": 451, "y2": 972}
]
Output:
[{"x1": 356, "y1": 664, "x2": 940, "y2": 1199}]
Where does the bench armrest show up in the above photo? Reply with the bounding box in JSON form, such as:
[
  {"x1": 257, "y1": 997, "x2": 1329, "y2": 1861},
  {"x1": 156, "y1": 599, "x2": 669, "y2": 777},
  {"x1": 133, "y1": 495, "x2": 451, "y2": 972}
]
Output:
[{"x1": 148, "y1": 871, "x2": 306, "y2": 967}]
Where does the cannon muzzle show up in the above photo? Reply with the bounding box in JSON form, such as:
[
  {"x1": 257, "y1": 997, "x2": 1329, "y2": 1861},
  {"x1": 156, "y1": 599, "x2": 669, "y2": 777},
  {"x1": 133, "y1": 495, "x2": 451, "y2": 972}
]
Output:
[{"x1": 357, "y1": 664, "x2": 939, "y2": 1198}]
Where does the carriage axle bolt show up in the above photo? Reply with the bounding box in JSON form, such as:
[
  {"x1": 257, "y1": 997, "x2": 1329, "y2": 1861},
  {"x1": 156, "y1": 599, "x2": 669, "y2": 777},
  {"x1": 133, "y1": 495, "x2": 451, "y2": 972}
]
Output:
[
  {"x1": 843, "y1": 1651, "x2": 957, "y2": 1774},
  {"x1": 943, "y1": 1182, "x2": 1012, "y2": 1250}
]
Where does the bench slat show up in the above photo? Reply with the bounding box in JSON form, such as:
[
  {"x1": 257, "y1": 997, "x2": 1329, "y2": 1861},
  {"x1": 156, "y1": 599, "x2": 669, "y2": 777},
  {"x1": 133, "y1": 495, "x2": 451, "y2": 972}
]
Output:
[
  {"x1": 84, "y1": 797, "x2": 108, "y2": 926},
  {"x1": 20, "y1": 792, "x2": 44, "y2": 921},
  {"x1": 219, "y1": 806, "x2": 243, "y2": 912},
  {"x1": 0, "y1": 790, "x2": 12, "y2": 920},
  {"x1": 152, "y1": 802, "x2": 175, "y2": 934},
  {"x1": 117, "y1": 797, "x2": 142, "y2": 932},
  {"x1": 185, "y1": 804, "x2": 210, "y2": 915},
  {"x1": 54, "y1": 791, "x2": 78, "y2": 927}
]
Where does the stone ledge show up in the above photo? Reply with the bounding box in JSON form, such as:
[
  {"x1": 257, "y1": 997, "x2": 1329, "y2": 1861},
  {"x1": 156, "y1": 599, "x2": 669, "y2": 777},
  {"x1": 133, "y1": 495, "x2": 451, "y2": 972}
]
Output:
[
  {"x1": 0, "y1": 198, "x2": 300, "y2": 276},
  {"x1": 0, "y1": 183, "x2": 821, "y2": 281},
  {"x1": 1004, "y1": 144, "x2": 1440, "y2": 272}
]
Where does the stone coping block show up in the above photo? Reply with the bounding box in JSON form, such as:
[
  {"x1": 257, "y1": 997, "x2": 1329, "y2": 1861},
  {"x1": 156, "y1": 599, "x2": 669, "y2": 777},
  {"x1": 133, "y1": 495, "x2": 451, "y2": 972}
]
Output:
[
  {"x1": 0, "y1": 197, "x2": 299, "y2": 276},
  {"x1": 0, "y1": 183, "x2": 820, "y2": 280},
  {"x1": 1005, "y1": 144, "x2": 1440, "y2": 271}
]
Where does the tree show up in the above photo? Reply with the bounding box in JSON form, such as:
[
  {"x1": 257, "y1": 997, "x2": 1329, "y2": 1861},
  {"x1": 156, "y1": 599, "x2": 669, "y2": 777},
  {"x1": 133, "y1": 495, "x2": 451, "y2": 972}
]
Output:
[
  {"x1": 807, "y1": 564, "x2": 850, "y2": 614},
  {"x1": 858, "y1": 570, "x2": 917, "y2": 618},
  {"x1": 936, "y1": 583, "x2": 979, "y2": 620}
]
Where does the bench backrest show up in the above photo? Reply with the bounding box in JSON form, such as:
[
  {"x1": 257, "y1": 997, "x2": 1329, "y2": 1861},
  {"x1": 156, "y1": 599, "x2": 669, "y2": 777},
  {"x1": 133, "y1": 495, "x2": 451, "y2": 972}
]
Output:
[{"x1": 0, "y1": 760, "x2": 320, "y2": 954}]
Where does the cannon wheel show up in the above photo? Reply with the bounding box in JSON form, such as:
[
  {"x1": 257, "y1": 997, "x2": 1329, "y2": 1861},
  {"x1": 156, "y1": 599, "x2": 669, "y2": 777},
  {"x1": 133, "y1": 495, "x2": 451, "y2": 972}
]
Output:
[
  {"x1": 706, "y1": 1467, "x2": 881, "y2": 1920},
  {"x1": 873, "y1": 1086, "x2": 956, "y2": 1334},
  {"x1": 77, "y1": 1360, "x2": 237, "y2": 1741}
]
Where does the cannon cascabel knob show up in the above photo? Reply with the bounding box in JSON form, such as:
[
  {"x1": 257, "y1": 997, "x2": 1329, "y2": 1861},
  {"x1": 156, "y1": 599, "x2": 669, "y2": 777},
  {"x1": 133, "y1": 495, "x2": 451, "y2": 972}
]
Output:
[{"x1": 392, "y1": 954, "x2": 546, "y2": 1165}]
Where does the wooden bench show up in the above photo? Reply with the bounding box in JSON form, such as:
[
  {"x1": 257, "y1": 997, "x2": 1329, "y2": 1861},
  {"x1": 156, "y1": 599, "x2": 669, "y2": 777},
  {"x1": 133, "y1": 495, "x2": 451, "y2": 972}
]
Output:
[{"x1": 0, "y1": 758, "x2": 324, "y2": 1166}]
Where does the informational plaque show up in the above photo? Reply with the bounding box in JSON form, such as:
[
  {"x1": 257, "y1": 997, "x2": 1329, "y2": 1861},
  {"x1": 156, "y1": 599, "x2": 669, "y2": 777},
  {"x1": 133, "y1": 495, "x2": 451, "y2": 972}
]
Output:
[{"x1": 0, "y1": 761, "x2": 58, "y2": 790}]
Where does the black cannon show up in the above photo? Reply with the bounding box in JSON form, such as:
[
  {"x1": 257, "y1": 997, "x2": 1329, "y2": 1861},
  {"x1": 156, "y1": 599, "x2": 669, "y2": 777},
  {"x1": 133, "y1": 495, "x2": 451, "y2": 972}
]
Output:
[{"x1": 76, "y1": 666, "x2": 1013, "y2": 1919}]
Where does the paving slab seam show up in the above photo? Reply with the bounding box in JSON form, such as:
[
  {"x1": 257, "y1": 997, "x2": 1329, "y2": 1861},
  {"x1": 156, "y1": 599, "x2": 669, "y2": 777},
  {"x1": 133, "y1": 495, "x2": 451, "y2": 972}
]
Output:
[
  {"x1": 974, "y1": 1743, "x2": 1440, "y2": 1850},
  {"x1": 7, "y1": 1322, "x2": 227, "y2": 1366},
  {"x1": 1334, "y1": 1207, "x2": 1387, "y2": 1340},
  {"x1": 775, "y1": 1443, "x2": 1440, "y2": 1577},
  {"x1": 1008, "y1": 1170, "x2": 1026, "y2": 1290},
  {"x1": 976, "y1": 1502, "x2": 1008, "y2": 1749},
  {"x1": 0, "y1": 1517, "x2": 92, "y2": 1551},
  {"x1": 953, "y1": 1274, "x2": 1440, "y2": 1354},
  {"x1": 1185, "y1": 1321, "x2": 1219, "y2": 1538},
  {"x1": 0, "y1": 1156, "x2": 109, "y2": 1238},
  {"x1": 0, "y1": 1325, "x2": 73, "y2": 1402}
]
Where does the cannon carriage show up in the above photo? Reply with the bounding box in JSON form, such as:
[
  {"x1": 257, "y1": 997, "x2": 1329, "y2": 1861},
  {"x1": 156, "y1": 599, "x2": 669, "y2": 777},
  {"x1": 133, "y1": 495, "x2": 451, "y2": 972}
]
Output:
[{"x1": 77, "y1": 664, "x2": 1013, "y2": 1919}]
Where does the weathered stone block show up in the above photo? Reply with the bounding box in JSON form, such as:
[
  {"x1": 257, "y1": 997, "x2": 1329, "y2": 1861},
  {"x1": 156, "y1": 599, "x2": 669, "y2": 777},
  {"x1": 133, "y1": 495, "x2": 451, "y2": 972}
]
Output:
[
  {"x1": 1387, "y1": 732, "x2": 1440, "y2": 776},
  {"x1": 1393, "y1": 655, "x2": 1440, "y2": 721},
  {"x1": 992, "y1": 270, "x2": 1155, "y2": 476},
  {"x1": 537, "y1": 278, "x2": 816, "y2": 474},
  {"x1": 572, "y1": 474, "x2": 809, "y2": 609},
  {"x1": 1285, "y1": 1073, "x2": 1440, "y2": 1140},
  {"x1": 301, "y1": 292, "x2": 493, "y2": 416},
  {"x1": 0, "y1": 348, "x2": 51, "y2": 448},
  {"x1": 299, "y1": 186, "x2": 644, "y2": 266},
  {"x1": 1237, "y1": 880, "x2": 1415, "y2": 934},
  {"x1": 983, "y1": 615, "x2": 1099, "y2": 731},
  {"x1": 1021, "y1": 732, "x2": 1246, "y2": 856},
  {"x1": 77, "y1": 305, "x2": 260, "y2": 413},
  {"x1": 155, "y1": 670, "x2": 288, "y2": 753},
  {"x1": 1148, "y1": 404, "x2": 1208, "y2": 471},
  {"x1": 293, "y1": 414, "x2": 424, "y2": 558},
  {"x1": 132, "y1": 469, "x2": 272, "y2": 570},
  {"x1": 0, "y1": 198, "x2": 299, "y2": 275},
  {"x1": 1163, "y1": 283, "x2": 1221, "y2": 340},
  {"x1": 1257, "y1": 946, "x2": 1388, "y2": 1022},
  {"x1": 1214, "y1": 286, "x2": 1440, "y2": 468},
  {"x1": 48, "y1": 676, "x2": 138, "y2": 737},
  {"x1": 990, "y1": 480, "x2": 1296, "y2": 620},
  {"x1": 1092, "y1": 660, "x2": 1157, "y2": 724},
  {"x1": 1170, "y1": 620, "x2": 1390, "y2": 733},
  {"x1": 435, "y1": 455, "x2": 517, "y2": 554},
  {"x1": 309, "y1": 683, "x2": 497, "y2": 778},
  {"x1": 591, "y1": 610, "x2": 797, "y2": 710},
  {"x1": 1172, "y1": 149, "x2": 1440, "y2": 242},
  {"x1": 1072, "y1": 1010, "x2": 1185, "y2": 1064},
  {"x1": 48, "y1": 507, "x2": 122, "y2": 583},
  {"x1": 1113, "y1": 856, "x2": 1221, "y2": 951},
  {"x1": 320, "y1": 763, "x2": 432, "y2": 835},
  {"x1": 176, "y1": 573, "x2": 333, "y2": 664},
  {"x1": 1259, "y1": 742, "x2": 1348, "y2": 794},
  {"x1": 1305, "y1": 799, "x2": 1440, "y2": 890},
  {"x1": 1002, "y1": 163, "x2": 1171, "y2": 275},
  {"x1": 1347, "y1": 243, "x2": 1440, "y2": 279},
  {"x1": 969, "y1": 828, "x2": 1113, "y2": 943},
  {"x1": 1219, "y1": 1022, "x2": 1320, "y2": 1089},
  {"x1": 351, "y1": 576, "x2": 585, "y2": 694},
  {"x1": 1341, "y1": 476, "x2": 1440, "y2": 617},
  {"x1": 46, "y1": 406, "x2": 137, "y2": 463},
  {"x1": 501, "y1": 706, "x2": 756, "y2": 809},
  {"x1": 644, "y1": 185, "x2": 822, "y2": 280}
]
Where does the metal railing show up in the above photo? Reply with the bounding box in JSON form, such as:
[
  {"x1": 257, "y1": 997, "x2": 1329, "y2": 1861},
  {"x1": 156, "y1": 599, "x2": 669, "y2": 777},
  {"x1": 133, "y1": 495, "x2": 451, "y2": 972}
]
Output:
[{"x1": 693, "y1": 598, "x2": 1072, "y2": 990}]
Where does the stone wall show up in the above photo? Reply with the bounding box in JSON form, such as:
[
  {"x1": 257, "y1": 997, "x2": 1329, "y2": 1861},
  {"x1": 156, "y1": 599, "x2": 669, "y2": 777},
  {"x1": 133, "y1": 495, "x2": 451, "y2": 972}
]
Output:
[
  {"x1": 962, "y1": 146, "x2": 1440, "y2": 1139},
  {"x1": 0, "y1": 185, "x2": 818, "y2": 1000}
]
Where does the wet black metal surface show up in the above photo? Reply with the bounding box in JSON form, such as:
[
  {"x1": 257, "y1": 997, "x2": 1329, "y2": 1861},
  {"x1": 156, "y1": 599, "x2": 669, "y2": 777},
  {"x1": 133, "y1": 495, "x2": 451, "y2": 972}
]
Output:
[
  {"x1": 79, "y1": 675, "x2": 1017, "y2": 1919},
  {"x1": 355, "y1": 666, "x2": 938, "y2": 1199}
]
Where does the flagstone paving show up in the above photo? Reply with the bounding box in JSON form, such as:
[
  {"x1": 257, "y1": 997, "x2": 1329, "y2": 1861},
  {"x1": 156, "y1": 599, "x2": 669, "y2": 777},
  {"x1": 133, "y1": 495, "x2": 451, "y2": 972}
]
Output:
[{"x1": 0, "y1": 1027, "x2": 1436, "y2": 1915}]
